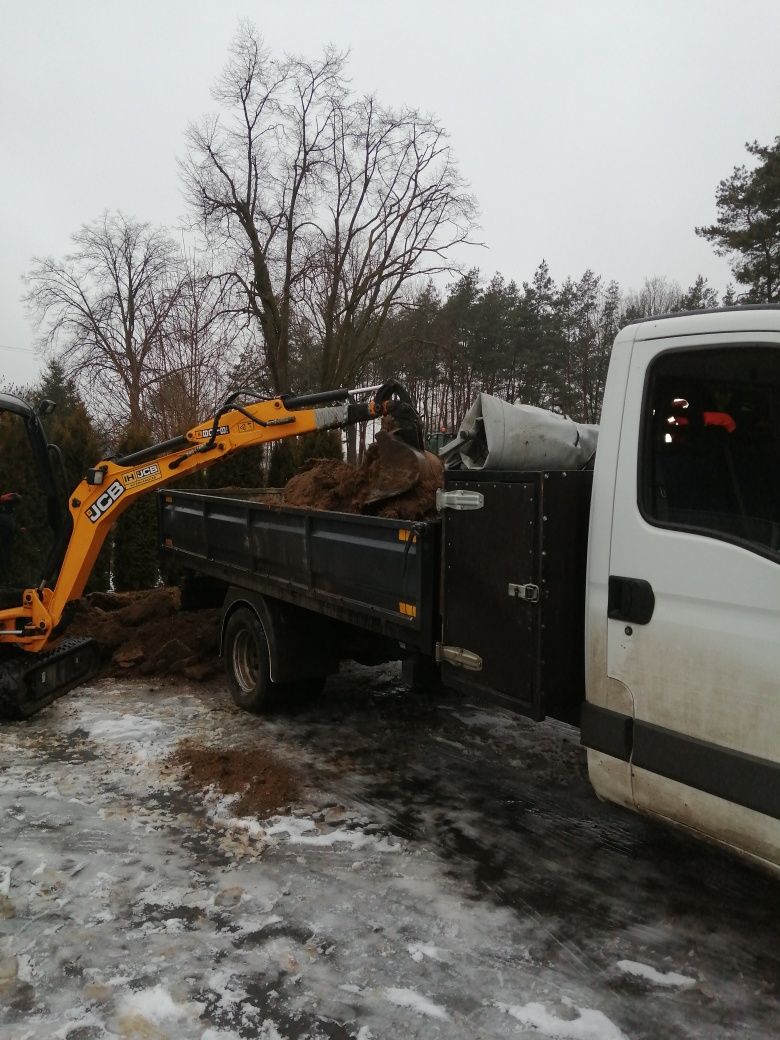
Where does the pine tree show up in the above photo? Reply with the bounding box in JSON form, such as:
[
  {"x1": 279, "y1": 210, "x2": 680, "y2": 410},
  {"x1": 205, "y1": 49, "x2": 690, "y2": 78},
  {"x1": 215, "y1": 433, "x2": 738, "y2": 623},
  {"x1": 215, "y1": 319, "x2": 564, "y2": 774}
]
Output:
[
  {"x1": 112, "y1": 425, "x2": 159, "y2": 591},
  {"x1": 205, "y1": 445, "x2": 267, "y2": 490},
  {"x1": 696, "y1": 137, "x2": 780, "y2": 301},
  {"x1": 722, "y1": 284, "x2": 738, "y2": 306},
  {"x1": 266, "y1": 441, "x2": 297, "y2": 488},
  {"x1": 34, "y1": 361, "x2": 111, "y2": 592},
  {"x1": 678, "y1": 275, "x2": 720, "y2": 311}
]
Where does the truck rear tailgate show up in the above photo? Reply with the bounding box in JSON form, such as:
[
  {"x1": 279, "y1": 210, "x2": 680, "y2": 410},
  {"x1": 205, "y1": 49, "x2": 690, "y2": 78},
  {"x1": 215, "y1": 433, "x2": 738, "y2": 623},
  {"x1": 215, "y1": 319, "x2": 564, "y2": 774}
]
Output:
[{"x1": 439, "y1": 470, "x2": 592, "y2": 723}]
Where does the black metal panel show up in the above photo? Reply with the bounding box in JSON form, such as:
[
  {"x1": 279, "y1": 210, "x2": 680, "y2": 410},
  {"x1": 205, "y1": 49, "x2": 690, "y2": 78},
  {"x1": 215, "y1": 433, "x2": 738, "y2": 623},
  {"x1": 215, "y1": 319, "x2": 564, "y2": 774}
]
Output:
[
  {"x1": 440, "y1": 470, "x2": 591, "y2": 722},
  {"x1": 538, "y1": 471, "x2": 592, "y2": 723},
  {"x1": 441, "y1": 475, "x2": 542, "y2": 716},
  {"x1": 158, "y1": 490, "x2": 438, "y2": 650}
]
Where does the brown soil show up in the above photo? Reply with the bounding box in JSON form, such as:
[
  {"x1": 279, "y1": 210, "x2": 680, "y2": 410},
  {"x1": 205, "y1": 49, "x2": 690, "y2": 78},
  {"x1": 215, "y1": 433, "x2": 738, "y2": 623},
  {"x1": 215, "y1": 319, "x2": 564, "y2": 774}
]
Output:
[
  {"x1": 283, "y1": 458, "x2": 362, "y2": 513},
  {"x1": 282, "y1": 437, "x2": 443, "y2": 522},
  {"x1": 66, "y1": 587, "x2": 222, "y2": 682},
  {"x1": 171, "y1": 739, "x2": 302, "y2": 817}
]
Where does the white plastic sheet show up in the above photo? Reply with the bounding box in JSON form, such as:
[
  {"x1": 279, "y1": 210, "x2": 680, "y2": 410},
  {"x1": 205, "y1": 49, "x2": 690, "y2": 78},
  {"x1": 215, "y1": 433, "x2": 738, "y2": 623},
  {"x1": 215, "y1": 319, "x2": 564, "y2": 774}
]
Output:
[{"x1": 441, "y1": 394, "x2": 598, "y2": 471}]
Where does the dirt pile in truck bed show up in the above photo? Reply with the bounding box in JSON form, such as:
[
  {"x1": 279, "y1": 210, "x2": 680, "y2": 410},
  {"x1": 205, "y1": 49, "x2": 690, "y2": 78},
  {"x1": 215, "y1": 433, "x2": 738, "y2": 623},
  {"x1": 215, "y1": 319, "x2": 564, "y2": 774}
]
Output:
[
  {"x1": 282, "y1": 441, "x2": 442, "y2": 521},
  {"x1": 66, "y1": 587, "x2": 221, "y2": 682}
]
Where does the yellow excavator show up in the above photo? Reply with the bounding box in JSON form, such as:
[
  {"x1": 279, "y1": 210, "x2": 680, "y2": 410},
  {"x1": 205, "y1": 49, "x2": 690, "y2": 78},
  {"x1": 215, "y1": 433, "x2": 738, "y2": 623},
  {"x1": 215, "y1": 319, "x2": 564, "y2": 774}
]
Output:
[{"x1": 0, "y1": 380, "x2": 438, "y2": 719}]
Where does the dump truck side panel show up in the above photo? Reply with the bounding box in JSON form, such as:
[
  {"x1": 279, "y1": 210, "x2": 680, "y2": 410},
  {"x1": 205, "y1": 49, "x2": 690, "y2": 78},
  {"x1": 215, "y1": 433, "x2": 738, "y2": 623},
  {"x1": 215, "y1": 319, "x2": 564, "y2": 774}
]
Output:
[{"x1": 158, "y1": 490, "x2": 439, "y2": 651}]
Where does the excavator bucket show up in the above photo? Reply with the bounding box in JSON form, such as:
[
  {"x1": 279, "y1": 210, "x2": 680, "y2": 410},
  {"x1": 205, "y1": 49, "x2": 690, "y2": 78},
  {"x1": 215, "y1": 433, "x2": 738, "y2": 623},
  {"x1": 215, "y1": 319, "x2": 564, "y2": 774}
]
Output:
[{"x1": 362, "y1": 429, "x2": 444, "y2": 506}]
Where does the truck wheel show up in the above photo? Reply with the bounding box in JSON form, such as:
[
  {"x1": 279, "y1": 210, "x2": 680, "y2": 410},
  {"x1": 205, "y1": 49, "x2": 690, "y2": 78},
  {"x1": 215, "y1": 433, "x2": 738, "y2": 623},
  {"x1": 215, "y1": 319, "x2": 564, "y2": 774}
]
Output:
[{"x1": 223, "y1": 607, "x2": 275, "y2": 713}]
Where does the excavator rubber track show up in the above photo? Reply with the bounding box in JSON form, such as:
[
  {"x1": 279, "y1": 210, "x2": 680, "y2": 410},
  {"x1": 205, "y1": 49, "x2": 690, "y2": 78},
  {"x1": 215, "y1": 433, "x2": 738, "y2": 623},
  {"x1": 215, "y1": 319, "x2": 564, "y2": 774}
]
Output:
[{"x1": 0, "y1": 637, "x2": 100, "y2": 720}]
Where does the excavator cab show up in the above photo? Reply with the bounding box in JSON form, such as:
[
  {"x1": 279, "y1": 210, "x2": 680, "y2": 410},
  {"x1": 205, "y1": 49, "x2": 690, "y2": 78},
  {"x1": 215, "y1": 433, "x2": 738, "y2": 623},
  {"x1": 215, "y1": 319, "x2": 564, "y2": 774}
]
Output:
[
  {"x1": 0, "y1": 394, "x2": 97, "y2": 719},
  {"x1": 0, "y1": 394, "x2": 68, "y2": 601}
]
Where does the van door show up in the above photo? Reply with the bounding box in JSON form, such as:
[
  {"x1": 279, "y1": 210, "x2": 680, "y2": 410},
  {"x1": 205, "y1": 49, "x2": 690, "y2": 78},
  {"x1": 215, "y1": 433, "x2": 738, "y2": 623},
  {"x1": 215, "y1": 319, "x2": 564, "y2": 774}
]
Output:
[{"x1": 607, "y1": 336, "x2": 780, "y2": 867}]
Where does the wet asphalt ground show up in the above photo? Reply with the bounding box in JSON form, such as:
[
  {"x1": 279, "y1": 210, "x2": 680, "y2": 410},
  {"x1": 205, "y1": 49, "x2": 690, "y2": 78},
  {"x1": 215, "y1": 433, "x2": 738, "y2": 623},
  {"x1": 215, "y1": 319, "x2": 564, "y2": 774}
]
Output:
[{"x1": 0, "y1": 665, "x2": 778, "y2": 1039}]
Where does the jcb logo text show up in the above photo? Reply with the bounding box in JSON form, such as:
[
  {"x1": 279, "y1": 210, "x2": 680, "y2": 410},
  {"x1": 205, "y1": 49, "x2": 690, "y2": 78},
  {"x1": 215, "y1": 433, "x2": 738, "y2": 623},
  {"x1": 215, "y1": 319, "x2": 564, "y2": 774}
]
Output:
[
  {"x1": 122, "y1": 463, "x2": 161, "y2": 487},
  {"x1": 87, "y1": 480, "x2": 125, "y2": 523}
]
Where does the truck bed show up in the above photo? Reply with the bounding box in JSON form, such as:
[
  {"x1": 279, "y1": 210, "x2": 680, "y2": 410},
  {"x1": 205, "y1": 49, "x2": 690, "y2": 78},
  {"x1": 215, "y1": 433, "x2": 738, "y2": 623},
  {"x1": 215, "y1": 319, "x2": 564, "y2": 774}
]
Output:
[{"x1": 158, "y1": 489, "x2": 439, "y2": 651}]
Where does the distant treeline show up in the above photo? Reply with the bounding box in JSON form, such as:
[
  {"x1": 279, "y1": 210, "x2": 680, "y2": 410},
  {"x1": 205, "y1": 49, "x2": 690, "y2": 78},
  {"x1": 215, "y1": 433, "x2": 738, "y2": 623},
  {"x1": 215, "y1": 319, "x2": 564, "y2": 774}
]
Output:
[{"x1": 369, "y1": 266, "x2": 728, "y2": 431}]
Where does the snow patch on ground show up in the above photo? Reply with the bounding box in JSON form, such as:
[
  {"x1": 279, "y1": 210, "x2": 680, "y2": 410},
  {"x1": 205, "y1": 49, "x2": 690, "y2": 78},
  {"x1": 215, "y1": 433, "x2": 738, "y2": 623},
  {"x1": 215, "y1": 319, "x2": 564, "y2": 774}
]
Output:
[
  {"x1": 265, "y1": 814, "x2": 398, "y2": 851},
  {"x1": 201, "y1": 1020, "x2": 286, "y2": 1040},
  {"x1": 384, "y1": 986, "x2": 450, "y2": 1020},
  {"x1": 454, "y1": 707, "x2": 518, "y2": 734},
  {"x1": 117, "y1": 983, "x2": 205, "y2": 1024},
  {"x1": 408, "y1": 941, "x2": 448, "y2": 963},
  {"x1": 617, "y1": 959, "x2": 697, "y2": 987},
  {"x1": 205, "y1": 794, "x2": 400, "y2": 852},
  {"x1": 136, "y1": 881, "x2": 209, "y2": 910},
  {"x1": 16, "y1": 953, "x2": 34, "y2": 983},
  {"x1": 50, "y1": 1008, "x2": 104, "y2": 1039},
  {"x1": 81, "y1": 710, "x2": 169, "y2": 765},
  {"x1": 497, "y1": 1001, "x2": 628, "y2": 1040}
]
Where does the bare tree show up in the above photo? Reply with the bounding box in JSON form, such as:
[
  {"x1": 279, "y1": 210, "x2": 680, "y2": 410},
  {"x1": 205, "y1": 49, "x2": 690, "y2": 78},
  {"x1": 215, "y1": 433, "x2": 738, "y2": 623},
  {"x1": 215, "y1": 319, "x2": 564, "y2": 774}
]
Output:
[
  {"x1": 181, "y1": 24, "x2": 478, "y2": 399},
  {"x1": 622, "y1": 275, "x2": 682, "y2": 320},
  {"x1": 146, "y1": 252, "x2": 248, "y2": 438},
  {"x1": 304, "y1": 95, "x2": 478, "y2": 389},
  {"x1": 24, "y1": 212, "x2": 182, "y2": 427}
]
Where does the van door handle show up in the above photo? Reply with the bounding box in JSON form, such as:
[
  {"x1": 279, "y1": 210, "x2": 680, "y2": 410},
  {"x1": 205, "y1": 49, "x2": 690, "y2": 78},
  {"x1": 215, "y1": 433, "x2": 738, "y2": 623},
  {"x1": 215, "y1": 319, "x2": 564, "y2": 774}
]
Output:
[{"x1": 608, "y1": 576, "x2": 655, "y2": 624}]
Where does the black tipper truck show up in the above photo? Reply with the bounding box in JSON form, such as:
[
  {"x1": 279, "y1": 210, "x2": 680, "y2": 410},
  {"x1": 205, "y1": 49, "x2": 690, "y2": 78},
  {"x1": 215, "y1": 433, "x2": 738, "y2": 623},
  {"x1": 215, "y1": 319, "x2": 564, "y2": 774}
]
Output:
[{"x1": 158, "y1": 469, "x2": 591, "y2": 725}]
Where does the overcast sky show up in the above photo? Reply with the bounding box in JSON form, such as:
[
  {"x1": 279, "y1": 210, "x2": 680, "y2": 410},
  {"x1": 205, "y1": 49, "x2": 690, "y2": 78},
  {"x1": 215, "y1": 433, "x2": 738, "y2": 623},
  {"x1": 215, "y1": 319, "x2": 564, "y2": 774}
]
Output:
[{"x1": 2, "y1": 0, "x2": 780, "y2": 386}]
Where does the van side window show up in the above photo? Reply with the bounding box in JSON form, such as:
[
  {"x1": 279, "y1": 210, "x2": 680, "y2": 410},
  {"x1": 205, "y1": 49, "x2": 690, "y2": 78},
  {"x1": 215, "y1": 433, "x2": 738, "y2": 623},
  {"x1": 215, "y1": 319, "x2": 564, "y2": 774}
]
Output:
[{"x1": 641, "y1": 346, "x2": 780, "y2": 561}]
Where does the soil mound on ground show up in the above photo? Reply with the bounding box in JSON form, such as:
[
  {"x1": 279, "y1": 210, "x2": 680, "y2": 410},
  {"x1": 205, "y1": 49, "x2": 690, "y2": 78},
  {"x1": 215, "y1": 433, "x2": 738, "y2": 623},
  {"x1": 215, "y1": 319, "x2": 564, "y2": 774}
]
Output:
[
  {"x1": 172, "y1": 739, "x2": 302, "y2": 816},
  {"x1": 282, "y1": 440, "x2": 442, "y2": 521},
  {"x1": 66, "y1": 587, "x2": 221, "y2": 682}
]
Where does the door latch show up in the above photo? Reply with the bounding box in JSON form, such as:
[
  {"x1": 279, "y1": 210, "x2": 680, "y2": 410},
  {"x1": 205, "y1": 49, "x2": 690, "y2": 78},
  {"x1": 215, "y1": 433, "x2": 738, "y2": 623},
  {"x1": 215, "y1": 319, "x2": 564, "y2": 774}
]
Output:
[
  {"x1": 435, "y1": 643, "x2": 483, "y2": 671},
  {"x1": 508, "y1": 582, "x2": 540, "y2": 603}
]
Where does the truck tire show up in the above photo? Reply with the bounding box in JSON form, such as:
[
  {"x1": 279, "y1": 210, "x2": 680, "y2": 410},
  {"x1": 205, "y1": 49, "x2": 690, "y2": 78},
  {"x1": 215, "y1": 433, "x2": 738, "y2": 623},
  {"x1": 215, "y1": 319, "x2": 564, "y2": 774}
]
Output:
[{"x1": 223, "y1": 607, "x2": 276, "y2": 713}]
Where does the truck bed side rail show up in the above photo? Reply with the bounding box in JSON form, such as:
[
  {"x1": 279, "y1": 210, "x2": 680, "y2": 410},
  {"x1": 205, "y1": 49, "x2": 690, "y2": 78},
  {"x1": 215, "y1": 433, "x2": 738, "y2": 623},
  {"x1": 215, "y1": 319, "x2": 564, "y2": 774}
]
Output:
[{"x1": 158, "y1": 490, "x2": 438, "y2": 651}]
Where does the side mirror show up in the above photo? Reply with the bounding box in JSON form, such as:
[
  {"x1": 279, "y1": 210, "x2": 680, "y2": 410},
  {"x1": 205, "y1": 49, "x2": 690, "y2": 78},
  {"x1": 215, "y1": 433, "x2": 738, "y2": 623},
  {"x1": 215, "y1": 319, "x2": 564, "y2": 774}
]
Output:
[{"x1": 36, "y1": 399, "x2": 56, "y2": 418}]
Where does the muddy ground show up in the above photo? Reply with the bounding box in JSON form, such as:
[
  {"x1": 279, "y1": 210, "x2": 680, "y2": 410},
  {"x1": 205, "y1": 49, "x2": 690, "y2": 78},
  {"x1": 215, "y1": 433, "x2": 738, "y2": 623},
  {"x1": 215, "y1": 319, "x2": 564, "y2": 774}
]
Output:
[
  {"x1": 66, "y1": 588, "x2": 222, "y2": 682},
  {"x1": 0, "y1": 668, "x2": 778, "y2": 1039},
  {"x1": 172, "y1": 740, "x2": 303, "y2": 819}
]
